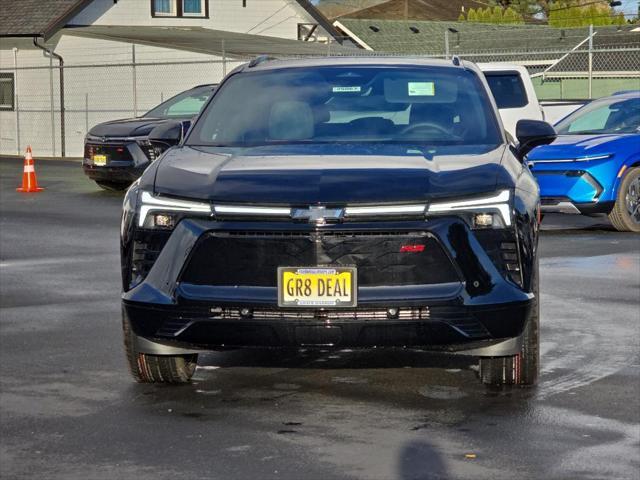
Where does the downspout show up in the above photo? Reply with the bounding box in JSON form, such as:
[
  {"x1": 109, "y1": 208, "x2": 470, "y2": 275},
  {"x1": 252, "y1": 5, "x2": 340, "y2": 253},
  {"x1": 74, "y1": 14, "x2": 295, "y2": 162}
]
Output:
[{"x1": 33, "y1": 37, "x2": 65, "y2": 157}]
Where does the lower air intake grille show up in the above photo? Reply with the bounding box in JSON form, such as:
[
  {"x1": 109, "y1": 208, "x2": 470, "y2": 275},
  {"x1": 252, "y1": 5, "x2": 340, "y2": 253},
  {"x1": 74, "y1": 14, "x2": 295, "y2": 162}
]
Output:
[{"x1": 216, "y1": 307, "x2": 430, "y2": 321}]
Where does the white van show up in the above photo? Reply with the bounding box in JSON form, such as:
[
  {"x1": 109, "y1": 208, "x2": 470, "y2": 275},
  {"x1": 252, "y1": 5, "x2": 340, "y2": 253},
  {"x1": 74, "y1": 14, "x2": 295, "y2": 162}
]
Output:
[{"x1": 478, "y1": 63, "x2": 544, "y2": 140}]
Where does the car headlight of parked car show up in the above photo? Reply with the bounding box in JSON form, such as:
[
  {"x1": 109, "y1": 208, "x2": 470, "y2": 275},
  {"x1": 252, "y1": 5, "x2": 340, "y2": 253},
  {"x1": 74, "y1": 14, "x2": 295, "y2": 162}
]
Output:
[
  {"x1": 138, "y1": 191, "x2": 213, "y2": 229},
  {"x1": 427, "y1": 189, "x2": 512, "y2": 229}
]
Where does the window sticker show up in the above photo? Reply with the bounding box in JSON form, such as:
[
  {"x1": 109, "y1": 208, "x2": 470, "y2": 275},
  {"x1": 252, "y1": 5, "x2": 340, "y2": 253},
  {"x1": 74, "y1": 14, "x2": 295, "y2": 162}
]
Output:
[
  {"x1": 332, "y1": 86, "x2": 362, "y2": 93},
  {"x1": 408, "y1": 82, "x2": 435, "y2": 96}
]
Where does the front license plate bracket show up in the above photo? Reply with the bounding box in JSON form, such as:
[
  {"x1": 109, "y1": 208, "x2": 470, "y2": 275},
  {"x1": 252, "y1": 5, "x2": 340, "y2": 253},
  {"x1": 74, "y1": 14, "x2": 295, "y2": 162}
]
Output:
[{"x1": 278, "y1": 266, "x2": 357, "y2": 308}]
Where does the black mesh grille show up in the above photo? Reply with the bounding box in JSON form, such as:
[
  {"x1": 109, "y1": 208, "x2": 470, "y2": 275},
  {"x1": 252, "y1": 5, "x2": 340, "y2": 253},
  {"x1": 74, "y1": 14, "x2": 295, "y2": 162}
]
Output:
[{"x1": 180, "y1": 231, "x2": 459, "y2": 287}]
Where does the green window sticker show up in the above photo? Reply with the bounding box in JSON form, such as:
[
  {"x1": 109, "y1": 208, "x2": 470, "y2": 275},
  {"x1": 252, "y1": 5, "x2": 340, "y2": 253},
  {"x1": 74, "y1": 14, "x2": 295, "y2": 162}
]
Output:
[
  {"x1": 408, "y1": 82, "x2": 435, "y2": 96},
  {"x1": 332, "y1": 86, "x2": 361, "y2": 93}
]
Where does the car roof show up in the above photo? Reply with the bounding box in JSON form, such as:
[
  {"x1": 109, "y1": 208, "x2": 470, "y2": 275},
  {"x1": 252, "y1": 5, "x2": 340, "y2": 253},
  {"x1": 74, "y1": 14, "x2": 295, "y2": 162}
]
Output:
[
  {"x1": 191, "y1": 83, "x2": 217, "y2": 89},
  {"x1": 590, "y1": 90, "x2": 640, "y2": 103},
  {"x1": 240, "y1": 56, "x2": 476, "y2": 73},
  {"x1": 611, "y1": 90, "x2": 640, "y2": 97},
  {"x1": 476, "y1": 63, "x2": 527, "y2": 74}
]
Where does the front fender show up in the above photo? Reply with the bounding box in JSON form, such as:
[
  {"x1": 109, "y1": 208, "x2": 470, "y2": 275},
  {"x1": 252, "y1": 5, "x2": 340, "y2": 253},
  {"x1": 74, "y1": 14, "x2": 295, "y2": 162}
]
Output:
[
  {"x1": 611, "y1": 155, "x2": 640, "y2": 199},
  {"x1": 121, "y1": 181, "x2": 140, "y2": 291}
]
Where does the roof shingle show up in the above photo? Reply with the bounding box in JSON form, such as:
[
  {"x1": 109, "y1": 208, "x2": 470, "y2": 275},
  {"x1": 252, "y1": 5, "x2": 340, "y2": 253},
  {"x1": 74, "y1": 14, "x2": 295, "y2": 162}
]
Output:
[{"x1": 0, "y1": 0, "x2": 91, "y2": 39}]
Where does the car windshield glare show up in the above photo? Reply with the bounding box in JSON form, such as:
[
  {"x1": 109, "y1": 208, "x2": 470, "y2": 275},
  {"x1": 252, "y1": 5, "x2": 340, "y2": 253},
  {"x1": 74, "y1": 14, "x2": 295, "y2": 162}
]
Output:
[
  {"x1": 555, "y1": 96, "x2": 640, "y2": 135},
  {"x1": 187, "y1": 66, "x2": 502, "y2": 147}
]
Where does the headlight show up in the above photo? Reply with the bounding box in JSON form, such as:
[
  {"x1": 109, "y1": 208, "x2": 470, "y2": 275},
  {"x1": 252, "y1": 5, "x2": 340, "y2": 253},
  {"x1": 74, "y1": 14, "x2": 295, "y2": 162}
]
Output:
[
  {"x1": 138, "y1": 191, "x2": 213, "y2": 228},
  {"x1": 427, "y1": 189, "x2": 512, "y2": 227}
]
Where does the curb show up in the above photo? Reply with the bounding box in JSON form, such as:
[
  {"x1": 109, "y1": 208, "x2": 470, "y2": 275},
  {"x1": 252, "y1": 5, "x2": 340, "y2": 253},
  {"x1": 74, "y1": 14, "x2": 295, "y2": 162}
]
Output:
[{"x1": 0, "y1": 155, "x2": 83, "y2": 163}]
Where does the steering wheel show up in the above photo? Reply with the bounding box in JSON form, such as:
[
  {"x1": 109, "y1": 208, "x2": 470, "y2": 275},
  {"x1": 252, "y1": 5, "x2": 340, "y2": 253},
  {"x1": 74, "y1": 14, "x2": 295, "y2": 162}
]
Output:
[{"x1": 400, "y1": 122, "x2": 453, "y2": 137}]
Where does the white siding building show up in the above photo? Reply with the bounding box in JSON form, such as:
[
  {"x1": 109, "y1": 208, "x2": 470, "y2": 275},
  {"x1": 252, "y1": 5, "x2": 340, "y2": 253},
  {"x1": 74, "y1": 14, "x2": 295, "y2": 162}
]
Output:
[{"x1": 0, "y1": 0, "x2": 344, "y2": 157}]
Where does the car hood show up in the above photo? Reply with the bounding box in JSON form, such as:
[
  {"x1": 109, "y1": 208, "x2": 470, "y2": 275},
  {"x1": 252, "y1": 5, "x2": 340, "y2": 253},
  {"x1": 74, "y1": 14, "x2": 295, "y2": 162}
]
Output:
[
  {"x1": 153, "y1": 144, "x2": 509, "y2": 204},
  {"x1": 527, "y1": 133, "x2": 635, "y2": 161},
  {"x1": 88, "y1": 117, "x2": 173, "y2": 138}
]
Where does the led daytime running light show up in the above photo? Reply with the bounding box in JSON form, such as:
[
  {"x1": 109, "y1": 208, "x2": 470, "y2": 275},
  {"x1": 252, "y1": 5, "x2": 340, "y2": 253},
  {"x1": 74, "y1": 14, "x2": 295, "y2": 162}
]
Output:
[
  {"x1": 139, "y1": 191, "x2": 212, "y2": 227},
  {"x1": 428, "y1": 190, "x2": 511, "y2": 226}
]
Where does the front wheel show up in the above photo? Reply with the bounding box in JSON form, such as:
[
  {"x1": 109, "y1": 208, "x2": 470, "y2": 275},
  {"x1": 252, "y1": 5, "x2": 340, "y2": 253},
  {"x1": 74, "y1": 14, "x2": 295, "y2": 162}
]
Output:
[
  {"x1": 608, "y1": 167, "x2": 640, "y2": 232},
  {"x1": 122, "y1": 312, "x2": 197, "y2": 383},
  {"x1": 479, "y1": 259, "x2": 540, "y2": 386}
]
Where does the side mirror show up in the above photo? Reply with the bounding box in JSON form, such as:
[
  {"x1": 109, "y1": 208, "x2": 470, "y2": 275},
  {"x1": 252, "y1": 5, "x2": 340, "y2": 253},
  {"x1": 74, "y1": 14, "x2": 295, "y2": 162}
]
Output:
[
  {"x1": 148, "y1": 120, "x2": 191, "y2": 149},
  {"x1": 516, "y1": 119, "x2": 556, "y2": 159}
]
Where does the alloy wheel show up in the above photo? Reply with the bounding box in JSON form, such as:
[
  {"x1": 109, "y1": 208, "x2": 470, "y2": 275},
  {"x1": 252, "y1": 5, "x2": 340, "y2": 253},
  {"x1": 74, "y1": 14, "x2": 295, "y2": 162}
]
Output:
[{"x1": 626, "y1": 175, "x2": 640, "y2": 224}]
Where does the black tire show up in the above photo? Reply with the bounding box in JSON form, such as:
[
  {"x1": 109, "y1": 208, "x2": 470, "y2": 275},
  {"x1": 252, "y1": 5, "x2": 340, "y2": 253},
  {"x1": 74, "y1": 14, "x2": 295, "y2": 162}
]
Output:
[
  {"x1": 479, "y1": 257, "x2": 540, "y2": 386},
  {"x1": 122, "y1": 311, "x2": 197, "y2": 384},
  {"x1": 96, "y1": 180, "x2": 130, "y2": 191},
  {"x1": 608, "y1": 167, "x2": 640, "y2": 233}
]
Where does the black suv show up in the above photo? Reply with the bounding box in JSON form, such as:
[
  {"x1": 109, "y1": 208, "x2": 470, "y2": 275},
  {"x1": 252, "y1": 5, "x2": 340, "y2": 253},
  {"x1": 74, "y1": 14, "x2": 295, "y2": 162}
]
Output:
[
  {"x1": 120, "y1": 57, "x2": 556, "y2": 385},
  {"x1": 83, "y1": 84, "x2": 216, "y2": 190}
]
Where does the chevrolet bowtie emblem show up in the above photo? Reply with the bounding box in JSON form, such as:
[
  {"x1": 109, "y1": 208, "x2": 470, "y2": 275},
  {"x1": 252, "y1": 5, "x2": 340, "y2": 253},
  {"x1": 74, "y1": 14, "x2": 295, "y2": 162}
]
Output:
[{"x1": 292, "y1": 206, "x2": 344, "y2": 225}]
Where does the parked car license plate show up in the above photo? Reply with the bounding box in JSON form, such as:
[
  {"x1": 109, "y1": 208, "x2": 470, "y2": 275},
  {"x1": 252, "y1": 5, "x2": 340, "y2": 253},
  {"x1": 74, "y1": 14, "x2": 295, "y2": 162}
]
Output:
[
  {"x1": 278, "y1": 267, "x2": 356, "y2": 307},
  {"x1": 92, "y1": 154, "x2": 107, "y2": 166}
]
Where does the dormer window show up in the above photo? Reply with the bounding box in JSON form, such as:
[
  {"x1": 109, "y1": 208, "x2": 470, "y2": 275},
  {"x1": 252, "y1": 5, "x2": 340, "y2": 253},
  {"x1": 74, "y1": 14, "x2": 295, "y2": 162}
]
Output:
[{"x1": 151, "y1": 0, "x2": 208, "y2": 18}]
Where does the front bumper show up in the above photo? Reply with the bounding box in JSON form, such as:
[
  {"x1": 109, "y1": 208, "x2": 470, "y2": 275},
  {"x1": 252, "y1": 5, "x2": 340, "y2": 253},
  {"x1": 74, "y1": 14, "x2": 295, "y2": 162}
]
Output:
[
  {"x1": 530, "y1": 157, "x2": 620, "y2": 215},
  {"x1": 123, "y1": 218, "x2": 534, "y2": 355}
]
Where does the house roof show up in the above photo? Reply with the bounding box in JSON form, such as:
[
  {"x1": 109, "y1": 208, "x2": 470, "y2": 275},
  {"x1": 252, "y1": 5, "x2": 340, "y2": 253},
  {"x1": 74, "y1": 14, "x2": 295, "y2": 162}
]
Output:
[
  {"x1": 334, "y1": 18, "x2": 640, "y2": 54},
  {"x1": 0, "y1": 0, "x2": 92, "y2": 40},
  {"x1": 64, "y1": 25, "x2": 359, "y2": 58},
  {"x1": 0, "y1": 0, "x2": 342, "y2": 43},
  {"x1": 337, "y1": 0, "x2": 486, "y2": 22},
  {"x1": 295, "y1": 0, "x2": 343, "y2": 42}
]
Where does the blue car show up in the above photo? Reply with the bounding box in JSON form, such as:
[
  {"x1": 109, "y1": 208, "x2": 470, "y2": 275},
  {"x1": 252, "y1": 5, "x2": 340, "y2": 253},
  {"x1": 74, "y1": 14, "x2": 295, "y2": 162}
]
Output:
[{"x1": 527, "y1": 91, "x2": 640, "y2": 232}]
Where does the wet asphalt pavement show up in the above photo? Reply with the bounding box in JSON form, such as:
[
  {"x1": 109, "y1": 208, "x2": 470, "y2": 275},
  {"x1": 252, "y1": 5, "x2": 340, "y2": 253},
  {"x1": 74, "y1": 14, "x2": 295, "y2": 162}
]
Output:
[{"x1": 1, "y1": 157, "x2": 639, "y2": 480}]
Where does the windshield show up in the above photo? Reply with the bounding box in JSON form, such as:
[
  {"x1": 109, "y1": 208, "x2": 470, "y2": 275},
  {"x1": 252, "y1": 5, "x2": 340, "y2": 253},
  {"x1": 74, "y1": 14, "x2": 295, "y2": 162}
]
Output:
[
  {"x1": 187, "y1": 66, "x2": 502, "y2": 147},
  {"x1": 145, "y1": 86, "x2": 214, "y2": 118},
  {"x1": 555, "y1": 95, "x2": 640, "y2": 135}
]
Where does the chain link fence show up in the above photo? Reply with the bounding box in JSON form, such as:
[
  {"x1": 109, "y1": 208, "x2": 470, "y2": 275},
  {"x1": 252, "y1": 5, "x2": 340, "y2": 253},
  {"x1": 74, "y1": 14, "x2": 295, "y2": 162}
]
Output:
[
  {"x1": 1, "y1": 29, "x2": 638, "y2": 158},
  {"x1": 0, "y1": 48, "x2": 246, "y2": 157}
]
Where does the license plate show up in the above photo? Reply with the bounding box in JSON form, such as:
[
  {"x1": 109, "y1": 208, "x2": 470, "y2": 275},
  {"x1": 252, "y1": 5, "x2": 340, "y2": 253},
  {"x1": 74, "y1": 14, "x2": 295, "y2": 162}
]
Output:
[
  {"x1": 278, "y1": 267, "x2": 357, "y2": 308},
  {"x1": 92, "y1": 154, "x2": 107, "y2": 166}
]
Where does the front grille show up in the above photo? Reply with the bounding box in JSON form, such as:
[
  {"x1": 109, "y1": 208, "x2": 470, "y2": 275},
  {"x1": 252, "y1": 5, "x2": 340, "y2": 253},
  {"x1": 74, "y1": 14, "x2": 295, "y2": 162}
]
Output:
[
  {"x1": 215, "y1": 307, "x2": 430, "y2": 321},
  {"x1": 180, "y1": 231, "x2": 459, "y2": 287},
  {"x1": 153, "y1": 305, "x2": 491, "y2": 341},
  {"x1": 85, "y1": 143, "x2": 133, "y2": 162}
]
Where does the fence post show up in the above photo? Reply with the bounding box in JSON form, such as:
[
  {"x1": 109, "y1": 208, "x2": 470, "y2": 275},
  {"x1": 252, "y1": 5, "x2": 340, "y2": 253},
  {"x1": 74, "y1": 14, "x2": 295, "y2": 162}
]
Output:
[
  {"x1": 222, "y1": 40, "x2": 226, "y2": 77},
  {"x1": 49, "y1": 56, "x2": 56, "y2": 156},
  {"x1": 85, "y1": 93, "x2": 89, "y2": 135},
  {"x1": 132, "y1": 44, "x2": 138, "y2": 117},
  {"x1": 13, "y1": 48, "x2": 20, "y2": 155},
  {"x1": 588, "y1": 24, "x2": 593, "y2": 100},
  {"x1": 445, "y1": 30, "x2": 450, "y2": 59}
]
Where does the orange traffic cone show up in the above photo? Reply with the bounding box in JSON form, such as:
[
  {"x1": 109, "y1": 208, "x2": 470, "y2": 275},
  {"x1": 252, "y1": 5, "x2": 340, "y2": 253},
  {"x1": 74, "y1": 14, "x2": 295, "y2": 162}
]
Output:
[{"x1": 16, "y1": 146, "x2": 44, "y2": 193}]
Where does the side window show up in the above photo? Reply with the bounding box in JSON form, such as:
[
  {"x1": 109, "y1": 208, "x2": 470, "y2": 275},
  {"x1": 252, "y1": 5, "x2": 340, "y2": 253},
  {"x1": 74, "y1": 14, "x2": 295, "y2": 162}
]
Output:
[
  {"x1": 484, "y1": 72, "x2": 528, "y2": 109},
  {"x1": 0, "y1": 73, "x2": 15, "y2": 111}
]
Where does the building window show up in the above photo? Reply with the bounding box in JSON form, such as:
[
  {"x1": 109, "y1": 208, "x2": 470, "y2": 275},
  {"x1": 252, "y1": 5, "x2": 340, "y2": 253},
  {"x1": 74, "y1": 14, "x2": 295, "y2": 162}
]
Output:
[
  {"x1": 298, "y1": 23, "x2": 319, "y2": 42},
  {"x1": 182, "y1": 0, "x2": 206, "y2": 16},
  {"x1": 0, "y1": 73, "x2": 14, "y2": 111},
  {"x1": 153, "y1": 0, "x2": 176, "y2": 16},
  {"x1": 151, "y1": 0, "x2": 207, "y2": 18}
]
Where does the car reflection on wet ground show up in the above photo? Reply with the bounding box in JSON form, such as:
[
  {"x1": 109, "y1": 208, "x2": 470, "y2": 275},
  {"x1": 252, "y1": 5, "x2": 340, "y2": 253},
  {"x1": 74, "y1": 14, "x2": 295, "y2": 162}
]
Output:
[{"x1": 1, "y1": 158, "x2": 638, "y2": 480}]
